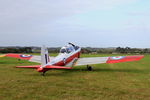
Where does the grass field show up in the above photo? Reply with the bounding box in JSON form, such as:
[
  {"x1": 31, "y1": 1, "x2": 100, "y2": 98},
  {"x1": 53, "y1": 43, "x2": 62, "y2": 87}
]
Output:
[{"x1": 0, "y1": 54, "x2": 150, "y2": 100}]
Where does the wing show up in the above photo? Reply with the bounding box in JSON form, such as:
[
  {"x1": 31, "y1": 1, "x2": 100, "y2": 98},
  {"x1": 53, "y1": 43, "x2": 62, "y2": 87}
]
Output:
[
  {"x1": 5, "y1": 53, "x2": 33, "y2": 60},
  {"x1": 106, "y1": 55, "x2": 144, "y2": 63},
  {"x1": 76, "y1": 55, "x2": 144, "y2": 66},
  {"x1": 4, "y1": 53, "x2": 55, "y2": 63}
]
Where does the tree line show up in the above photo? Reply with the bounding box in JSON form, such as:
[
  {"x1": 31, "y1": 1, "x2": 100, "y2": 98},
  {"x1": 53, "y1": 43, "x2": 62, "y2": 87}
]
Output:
[
  {"x1": 0, "y1": 47, "x2": 32, "y2": 53},
  {"x1": 82, "y1": 47, "x2": 150, "y2": 54},
  {"x1": 0, "y1": 47, "x2": 150, "y2": 54}
]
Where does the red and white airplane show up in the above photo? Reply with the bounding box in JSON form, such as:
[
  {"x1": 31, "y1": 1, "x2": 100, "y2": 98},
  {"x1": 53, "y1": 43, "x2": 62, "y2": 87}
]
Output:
[{"x1": 2, "y1": 43, "x2": 144, "y2": 75}]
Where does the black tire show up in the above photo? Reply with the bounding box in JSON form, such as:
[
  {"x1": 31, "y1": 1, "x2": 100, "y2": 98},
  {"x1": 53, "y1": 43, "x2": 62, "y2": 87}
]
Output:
[{"x1": 87, "y1": 65, "x2": 92, "y2": 71}]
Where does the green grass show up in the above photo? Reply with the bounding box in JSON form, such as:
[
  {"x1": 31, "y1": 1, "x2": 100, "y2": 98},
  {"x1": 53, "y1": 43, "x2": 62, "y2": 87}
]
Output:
[{"x1": 0, "y1": 54, "x2": 150, "y2": 100}]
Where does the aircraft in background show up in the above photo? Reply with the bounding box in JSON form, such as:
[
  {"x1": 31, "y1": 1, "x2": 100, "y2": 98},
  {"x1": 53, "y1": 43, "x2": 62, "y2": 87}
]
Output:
[{"x1": 1, "y1": 43, "x2": 144, "y2": 76}]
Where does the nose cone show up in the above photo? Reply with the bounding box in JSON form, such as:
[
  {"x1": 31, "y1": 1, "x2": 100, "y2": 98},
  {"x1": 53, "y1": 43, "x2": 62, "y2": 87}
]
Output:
[{"x1": 36, "y1": 67, "x2": 44, "y2": 72}]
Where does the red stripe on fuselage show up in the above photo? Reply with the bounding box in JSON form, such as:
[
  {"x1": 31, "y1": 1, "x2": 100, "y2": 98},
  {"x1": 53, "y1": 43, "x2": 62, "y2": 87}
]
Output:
[
  {"x1": 42, "y1": 52, "x2": 80, "y2": 72},
  {"x1": 53, "y1": 51, "x2": 80, "y2": 66}
]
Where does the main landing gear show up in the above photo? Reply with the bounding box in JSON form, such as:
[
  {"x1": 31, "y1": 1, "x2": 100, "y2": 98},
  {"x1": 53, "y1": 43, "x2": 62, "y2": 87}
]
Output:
[
  {"x1": 41, "y1": 71, "x2": 46, "y2": 76},
  {"x1": 87, "y1": 65, "x2": 93, "y2": 71}
]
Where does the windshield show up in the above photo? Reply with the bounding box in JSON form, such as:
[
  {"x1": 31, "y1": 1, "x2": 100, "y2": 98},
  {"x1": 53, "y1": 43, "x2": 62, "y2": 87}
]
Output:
[
  {"x1": 60, "y1": 45, "x2": 76, "y2": 54},
  {"x1": 60, "y1": 49, "x2": 67, "y2": 53},
  {"x1": 67, "y1": 46, "x2": 74, "y2": 53}
]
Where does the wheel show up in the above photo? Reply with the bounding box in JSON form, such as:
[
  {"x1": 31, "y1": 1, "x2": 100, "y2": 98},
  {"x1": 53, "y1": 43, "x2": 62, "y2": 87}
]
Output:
[
  {"x1": 41, "y1": 71, "x2": 46, "y2": 76},
  {"x1": 87, "y1": 65, "x2": 92, "y2": 71}
]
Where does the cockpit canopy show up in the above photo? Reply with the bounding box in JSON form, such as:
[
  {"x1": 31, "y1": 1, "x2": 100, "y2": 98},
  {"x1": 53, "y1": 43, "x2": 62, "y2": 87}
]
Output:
[{"x1": 60, "y1": 45, "x2": 75, "y2": 54}]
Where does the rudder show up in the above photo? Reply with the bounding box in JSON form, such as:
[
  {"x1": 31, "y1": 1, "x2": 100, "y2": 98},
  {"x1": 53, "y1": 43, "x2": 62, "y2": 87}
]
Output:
[{"x1": 41, "y1": 45, "x2": 50, "y2": 67}]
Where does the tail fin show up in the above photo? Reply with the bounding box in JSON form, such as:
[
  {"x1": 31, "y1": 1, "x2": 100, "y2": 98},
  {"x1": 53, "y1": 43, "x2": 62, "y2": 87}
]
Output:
[{"x1": 41, "y1": 45, "x2": 50, "y2": 67}]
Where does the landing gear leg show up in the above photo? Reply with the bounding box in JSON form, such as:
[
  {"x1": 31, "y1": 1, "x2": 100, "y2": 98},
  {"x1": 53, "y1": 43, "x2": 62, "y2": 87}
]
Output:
[
  {"x1": 87, "y1": 65, "x2": 92, "y2": 71},
  {"x1": 41, "y1": 71, "x2": 46, "y2": 76}
]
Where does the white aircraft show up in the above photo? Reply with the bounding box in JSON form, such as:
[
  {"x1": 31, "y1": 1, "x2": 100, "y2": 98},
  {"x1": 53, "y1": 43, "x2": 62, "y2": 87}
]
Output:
[{"x1": 2, "y1": 43, "x2": 144, "y2": 75}]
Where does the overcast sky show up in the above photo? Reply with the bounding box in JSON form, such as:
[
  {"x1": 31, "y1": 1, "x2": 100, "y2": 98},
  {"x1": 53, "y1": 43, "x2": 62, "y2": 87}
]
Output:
[{"x1": 0, "y1": 0, "x2": 150, "y2": 48}]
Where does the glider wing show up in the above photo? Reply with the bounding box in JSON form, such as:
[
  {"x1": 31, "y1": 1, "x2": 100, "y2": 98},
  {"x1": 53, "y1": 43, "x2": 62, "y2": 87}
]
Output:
[{"x1": 76, "y1": 55, "x2": 144, "y2": 66}]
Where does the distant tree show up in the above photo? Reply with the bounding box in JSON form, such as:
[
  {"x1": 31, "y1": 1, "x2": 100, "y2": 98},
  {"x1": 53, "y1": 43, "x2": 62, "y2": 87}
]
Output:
[
  {"x1": 125, "y1": 47, "x2": 131, "y2": 53},
  {"x1": 116, "y1": 47, "x2": 125, "y2": 53},
  {"x1": 24, "y1": 47, "x2": 32, "y2": 53},
  {"x1": 143, "y1": 49, "x2": 149, "y2": 53}
]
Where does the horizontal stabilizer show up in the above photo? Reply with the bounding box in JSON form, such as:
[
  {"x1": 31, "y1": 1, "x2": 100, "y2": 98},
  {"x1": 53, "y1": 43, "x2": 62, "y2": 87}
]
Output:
[
  {"x1": 16, "y1": 65, "x2": 41, "y2": 69},
  {"x1": 45, "y1": 65, "x2": 72, "y2": 69},
  {"x1": 16, "y1": 65, "x2": 72, "y2": 69}
]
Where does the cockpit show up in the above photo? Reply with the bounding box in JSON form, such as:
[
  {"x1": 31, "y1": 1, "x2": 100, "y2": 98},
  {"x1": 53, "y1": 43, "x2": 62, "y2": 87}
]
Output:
[
  {"x1": 60, "y1": 48, "x2": 67, "y2": 53},
  {"x1": 60, "y1": 44, "x2": 80, "y2": 54},
  {"x1": 60, "y1": 45, "x2": 74, "y2": 54}
]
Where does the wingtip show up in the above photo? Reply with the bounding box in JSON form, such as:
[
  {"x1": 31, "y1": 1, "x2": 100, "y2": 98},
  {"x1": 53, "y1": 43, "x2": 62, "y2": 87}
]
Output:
[
  {"x1": 139, "y1": 55, "x2": 144, "y2": 59},
  {"x1": 0, "y1": 54, "x2": 6, "y2": 57},
  {"x1": 141, "y1": 55, "x2": 144, "y2": 57},
  {"x1": 137, "y1": 55, "x2": 144, "y2": 59}
]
